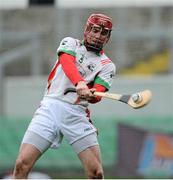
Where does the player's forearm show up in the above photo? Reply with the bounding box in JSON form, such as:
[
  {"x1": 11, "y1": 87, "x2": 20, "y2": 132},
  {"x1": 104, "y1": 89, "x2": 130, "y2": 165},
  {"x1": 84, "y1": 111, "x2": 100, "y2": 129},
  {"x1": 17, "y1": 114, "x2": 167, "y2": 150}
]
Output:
[{"x1": 59, "y1": 53, "x2": 85, "y2": 86}]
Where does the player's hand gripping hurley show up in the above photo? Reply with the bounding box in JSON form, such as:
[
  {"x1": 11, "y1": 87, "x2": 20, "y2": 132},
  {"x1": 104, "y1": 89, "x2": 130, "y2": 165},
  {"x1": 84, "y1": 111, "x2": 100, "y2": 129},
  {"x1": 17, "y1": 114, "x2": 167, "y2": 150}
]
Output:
[{"x1": 64, "y1": 88, "x2": 152, "y2": 109}]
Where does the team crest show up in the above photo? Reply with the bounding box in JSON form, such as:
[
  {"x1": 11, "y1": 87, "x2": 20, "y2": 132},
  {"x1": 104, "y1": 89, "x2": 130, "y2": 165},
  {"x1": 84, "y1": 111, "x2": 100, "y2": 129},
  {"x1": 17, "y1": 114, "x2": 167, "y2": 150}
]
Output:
[{"x1": 87, "y1": 63, "x2": 96, "y2": 72}]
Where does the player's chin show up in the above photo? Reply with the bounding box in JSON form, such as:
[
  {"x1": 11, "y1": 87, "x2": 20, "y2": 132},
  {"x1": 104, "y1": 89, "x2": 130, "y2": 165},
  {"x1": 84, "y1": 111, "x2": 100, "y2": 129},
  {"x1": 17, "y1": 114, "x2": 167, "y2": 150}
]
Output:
[
  {"x1": 92, "y1": 40, "x2": 103, "y2": 45},
  {"x1": 90, "y1": 42, "x2": 103, "y2": 49}
]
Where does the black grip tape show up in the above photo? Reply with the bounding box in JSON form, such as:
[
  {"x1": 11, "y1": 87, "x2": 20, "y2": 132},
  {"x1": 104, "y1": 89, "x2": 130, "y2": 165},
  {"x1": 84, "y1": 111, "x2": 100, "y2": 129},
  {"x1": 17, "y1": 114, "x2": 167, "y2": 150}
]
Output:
[{"x1": 119, "y1": 95, "x2": 131, "y2": 103}]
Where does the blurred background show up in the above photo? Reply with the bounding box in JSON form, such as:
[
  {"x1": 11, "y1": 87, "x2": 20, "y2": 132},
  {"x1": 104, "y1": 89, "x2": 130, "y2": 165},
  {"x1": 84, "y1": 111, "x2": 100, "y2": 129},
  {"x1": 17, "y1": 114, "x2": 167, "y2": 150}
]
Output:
[{"x1": 0, "y1": 0, "x2": 173, "y2": 179}]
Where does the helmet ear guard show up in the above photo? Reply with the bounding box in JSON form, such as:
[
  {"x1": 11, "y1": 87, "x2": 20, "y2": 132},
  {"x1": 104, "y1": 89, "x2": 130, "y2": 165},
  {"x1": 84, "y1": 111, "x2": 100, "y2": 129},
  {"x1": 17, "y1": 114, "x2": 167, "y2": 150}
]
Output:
[{"x1": 84, "y1": 14, "x2": 113, "y2": 52}]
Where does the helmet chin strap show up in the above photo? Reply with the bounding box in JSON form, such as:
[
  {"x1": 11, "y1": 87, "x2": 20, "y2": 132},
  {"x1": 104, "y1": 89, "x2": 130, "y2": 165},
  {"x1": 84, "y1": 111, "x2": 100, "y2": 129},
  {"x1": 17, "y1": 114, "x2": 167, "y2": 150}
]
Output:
[{"x1": 84, "y1": 40, "x2": 103, "y2": 53}]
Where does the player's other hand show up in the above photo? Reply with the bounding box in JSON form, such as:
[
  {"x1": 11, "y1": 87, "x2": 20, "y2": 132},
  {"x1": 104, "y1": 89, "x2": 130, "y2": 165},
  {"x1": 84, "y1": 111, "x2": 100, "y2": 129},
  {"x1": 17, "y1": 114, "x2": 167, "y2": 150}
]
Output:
[{"x1": 86, "y1": 88, "x2": 97, "y2": 101}]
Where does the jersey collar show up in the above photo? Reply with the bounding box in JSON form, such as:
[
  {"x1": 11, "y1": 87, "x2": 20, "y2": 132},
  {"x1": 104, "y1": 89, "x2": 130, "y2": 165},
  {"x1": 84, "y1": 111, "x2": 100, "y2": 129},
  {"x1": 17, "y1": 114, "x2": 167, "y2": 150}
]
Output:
[{"x1": 96, "y1": 49, "x2": 104, "y2": 56}]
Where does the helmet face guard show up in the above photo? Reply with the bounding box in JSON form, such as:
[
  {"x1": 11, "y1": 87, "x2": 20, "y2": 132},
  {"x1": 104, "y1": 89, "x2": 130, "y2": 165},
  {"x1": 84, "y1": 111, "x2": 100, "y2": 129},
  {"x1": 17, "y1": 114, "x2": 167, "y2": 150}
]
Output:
[{"x1": 84, "y1": 14, "x2": 113, "y2": 52}]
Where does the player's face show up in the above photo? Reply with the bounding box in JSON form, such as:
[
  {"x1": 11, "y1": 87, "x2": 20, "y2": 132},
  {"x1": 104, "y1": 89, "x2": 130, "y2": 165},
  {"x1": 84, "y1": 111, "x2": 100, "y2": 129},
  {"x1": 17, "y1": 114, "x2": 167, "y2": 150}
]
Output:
[{"x1": 86, "y1": 25, "x2": 110, "y2": 50}]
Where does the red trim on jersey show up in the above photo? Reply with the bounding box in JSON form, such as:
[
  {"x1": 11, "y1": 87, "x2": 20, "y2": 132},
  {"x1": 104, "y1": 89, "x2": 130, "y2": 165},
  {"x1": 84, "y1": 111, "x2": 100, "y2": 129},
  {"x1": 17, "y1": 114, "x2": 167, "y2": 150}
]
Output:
[
  {"x1": 88, "y1": 84, "x2": 106, "y2": 104},
  {"x1": 59, "y1": 53, "x2": 85, "y2": 86},
  {"x1": 47, "y1": 61, "x2": 60, "y2": 91},
  {"x1": 101, "y1": 59, "x2": 111, "y2": 65}
]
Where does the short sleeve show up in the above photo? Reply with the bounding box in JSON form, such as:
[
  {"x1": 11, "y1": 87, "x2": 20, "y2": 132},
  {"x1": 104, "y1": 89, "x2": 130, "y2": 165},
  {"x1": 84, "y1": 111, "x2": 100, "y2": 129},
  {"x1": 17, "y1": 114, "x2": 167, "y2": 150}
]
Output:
[
  {"x1": 57, "y1": 37, "x2": 77, "y2": 57},
  {"x1": 94, "y1": 63, "x2": 116, "y2": 90}
]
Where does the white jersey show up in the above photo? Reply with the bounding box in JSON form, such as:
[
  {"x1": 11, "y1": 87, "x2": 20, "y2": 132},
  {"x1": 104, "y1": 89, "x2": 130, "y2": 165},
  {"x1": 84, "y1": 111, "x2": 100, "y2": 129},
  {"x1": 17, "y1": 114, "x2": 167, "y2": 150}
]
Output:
[{"x1": 44, "y1": 37, "x2": 116, "y2": 106}]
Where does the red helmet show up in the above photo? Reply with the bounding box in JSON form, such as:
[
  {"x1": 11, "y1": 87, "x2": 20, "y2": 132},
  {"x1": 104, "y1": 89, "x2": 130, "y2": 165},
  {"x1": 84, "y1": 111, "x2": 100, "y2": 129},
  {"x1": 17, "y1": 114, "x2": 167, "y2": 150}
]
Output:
[{"x1": 84, "y1": 14, "x2": 113, "y2": 52}]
